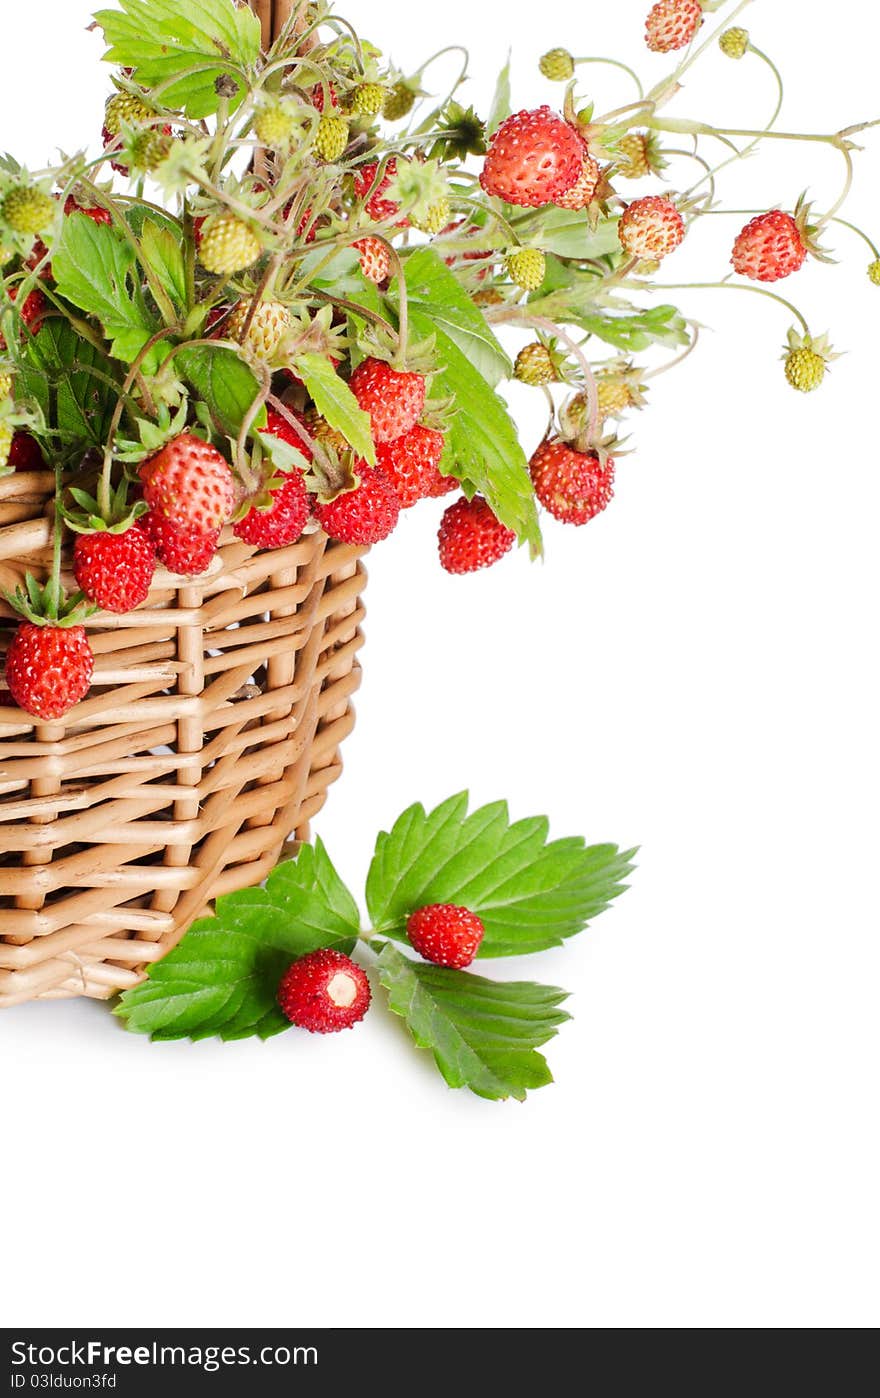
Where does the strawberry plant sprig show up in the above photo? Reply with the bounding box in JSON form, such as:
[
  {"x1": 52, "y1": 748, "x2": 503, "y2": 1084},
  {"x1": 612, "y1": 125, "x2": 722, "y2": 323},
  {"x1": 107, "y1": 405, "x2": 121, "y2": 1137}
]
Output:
[
  {"x1": 0, "y1": 0, "x2": 876, "y2": 723},
  {"x1": 116, "y1": 794, "x2": 636, "y2": 1102}
]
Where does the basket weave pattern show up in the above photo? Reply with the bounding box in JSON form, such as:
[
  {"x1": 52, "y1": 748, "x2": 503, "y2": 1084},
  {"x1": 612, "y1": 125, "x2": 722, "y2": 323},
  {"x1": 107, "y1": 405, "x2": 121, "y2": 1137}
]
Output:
[{"x1": 0, "y1": 471, "x2": 367, "y2": 1008}]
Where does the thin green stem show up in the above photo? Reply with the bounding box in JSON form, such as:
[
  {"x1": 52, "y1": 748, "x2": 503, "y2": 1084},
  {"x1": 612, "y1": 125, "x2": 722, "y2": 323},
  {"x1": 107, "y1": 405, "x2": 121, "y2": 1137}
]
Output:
[
  {"x1": 650, "y1": 279, "x2": 810, "y2": 333},
  {"x1": 574, "y1": 56, "x2": 643, "y2": 100},
  {"x1": 47, "y1": 459, "x2": 65, "y2": 621},
  {"x1": 647, "y1": 0, "x2": 756, "y2": 105},
  {"x1": 682, "y1": 44, "x2": 785, "y2": 199}
]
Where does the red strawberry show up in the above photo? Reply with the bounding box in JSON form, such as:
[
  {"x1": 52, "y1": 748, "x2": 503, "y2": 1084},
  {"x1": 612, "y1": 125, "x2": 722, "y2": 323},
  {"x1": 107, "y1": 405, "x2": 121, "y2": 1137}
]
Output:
[
  {"x1": 645, "y1": 0, "x2": 704, "y2": 53},
  {"x1": 354, "y1": 235, "x2": 391, "y2": 284},
  {"x1": 529, "y1": 440, "x2": 614, "y2": 525},
  {"x1": 618, "y1": 195, "x2": 685, "y2": 260},
  {"x1": 233, "y1": 473, "x2": 310, "y2": 549},
  {"x1": 425, "y1": 468, "x2": 458, "y2": 498},
  {"x1": 314, "y1": 464, "x2": 400, "y2": 545},
  {"x1": 64, "y1": 195, "x2": 112, "y2": 226},
  {"x1": 555, "y1": 152, "x2": 602, "y2": 212},
  {"x1": 263, "y1": 406, "x2": 313, "y2": 461},
  {"x1": 731, "y1": 210, "x2": 808, "y2": 283},
  {"x1": 278, "y1": 948, "x2": 371, "y2": 1033},
  {"x1": 4, "y1": 623, "x2": 94, "y2": 721},
  {"x1": 438, "y1": 495, "x2": 515, "y2": 574},
  {"x1": 73, "y1": 527, "x2": 156, "y2": 614},
  {"x1": 480, "y1": 107, "x2": 584, "y2": 208},
  {"x1": 349, "y1": 357, "x2": 426, "y2": 443},
  {"x1": 8, "y1": 432, "x2": 45, "y2": 471},
  {"x1": 353, "y1": 159, "x2": 409, "y2": 225},
  {"x1": 311, "y1": 83, "x2": 339, "y2": 113},
  {"x1": 407, "y1": 903, "x2": 485, "y2": 969},
  {"x1": 140, "y1": 511, "x2": 219, "y2": 576},
  {"x1": 140, "y1": 433, "x2": 235, "y2": 533},
  {"x1": 376, "y1": 424, "x2": 444, "y2": 507},
  {"x1": 0, "y1": 286, "x2": 47, "y2": 351}
]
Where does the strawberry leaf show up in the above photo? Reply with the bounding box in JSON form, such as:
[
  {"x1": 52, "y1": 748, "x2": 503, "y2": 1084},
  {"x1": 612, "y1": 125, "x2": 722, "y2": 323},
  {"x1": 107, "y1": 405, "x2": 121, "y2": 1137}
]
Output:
[
  {"x1": 376, "y1": 942, "x2": 569, "y2": 1101},
  {"x1": 176, "y1": 344, "x2": 266, "y2": 439},
  {"x1": 17, "y1": 319, "x2": 119, "y2": 449},
  {"x1": 95, "y1": 0, "x2": 261, "y2": 119},
  {"x1": 293, "y1": 352, "x2": 376, "y2": 465},
  {"x1": 116, "y1": 839, "x2": 360, "y2": 1041},
  {"x1": 487, "y1": 53, "x2": 512, "y2": 137},
  {"x1": 401, "y1": 247, "x2": 511, "y2": 387},
  {"x1": 366, "y1": 793, "x2": 635, "y2": 957},
  {"x1": 52, "y1": 215, "x2": 164, "y2": 371}
]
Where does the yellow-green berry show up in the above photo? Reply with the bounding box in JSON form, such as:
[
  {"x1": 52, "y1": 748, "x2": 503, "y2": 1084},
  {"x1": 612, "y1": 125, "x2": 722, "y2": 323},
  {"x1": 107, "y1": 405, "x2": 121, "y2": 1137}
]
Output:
[
  {"x1": 784, "y1": 344, "x2": 826, "y2": 393},
  {"x1": 719, "y1": 27, "x2": 750, "y2": 59},
  {"x1": 0, "y1": 421, "x2": 13, "y2": 472},
  {"x1": 868, "y1": 258, "x2": 880, "y2": 286},
  {"x1": 514, "y1": 343, "x2": 557, "y2": 386},
  {"x1": 104, "y1": 91, "x2": 155, "y2": 136},
  {"x1": 539, "y1": 48, "x2": 575, "y2": 82},
  {"x1": 507, "y1": 248, "x2": 546, "y2": 292},
  {"x1": 1, "y1": 187, "x2": 55, "y2": 235},
  {"x1": 349, "y1": 83, "x2": 386, "y2": 117},
  {"x1": 254, "y1": 103, "x2": 297, "y2": 148},
  {"x1": 0, "y1": 372, "x2": 12, "y2": 400},
  {"x1": 315, "y1": 114, "x2": 349, "y2": 162},
  {"x1": 128, "y1": 128, "x2": 173, "y2": 173},
  {"x1": 617, "y1": 133, "x2": 651, "y2": 180},
  {"x1": 412, "y1": 198, "x2": 451, "y2": 235},
  {"x1": 198, "y1": 212, "x2": 262, "y2": 275},
  {"x1": 384, "y1": 81, "x2": 417, "y2": 121},
  {"x1": 596, "y1": 377, "x2": 632, "y2": 418},
  {"x1": 227, "y1": 299, "x2": 292, "y2": 361}
]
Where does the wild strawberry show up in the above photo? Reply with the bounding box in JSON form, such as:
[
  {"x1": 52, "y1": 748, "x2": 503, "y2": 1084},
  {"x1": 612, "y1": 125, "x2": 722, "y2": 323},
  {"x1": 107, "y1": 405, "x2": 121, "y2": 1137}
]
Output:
[
  {"x1": 1, "y1": 187, "x2": 55, "y2": 235},
  {"x1": 529, "y1": 440, "x2": 615, "y2": 525},
  {"x1": 618, "y1": 195, "x2": 685, "y2": 260},
  {"x1": 254, "y1": 102, "x2": 298, "y2": 148},
  {"x1": 8, "y1": 431, "x2": 44, "y2": 471},
  {"x1": 0, "y1": 422, "x2": 13, "y2": 472},
  {"x1": 227, "y1": 299, "x2": 291, "y2": 361},
  {"x1": 438, "y1": 495, "x2": 515, "y2": 574},
  {"x1": 103, "y1": 91, "x2": 157, "y2": 137},
  {"x1": 0, "y1": 286, "x2": 47, "y2": 353},
  {"x1": 354, "y1": 235, "x2": 391, "y2": 284},
  {"x1": 73, "y1": 527, "x2": 156, "y2": 614},
  {"x1": 719, "y1": 26, "x2": 749, "y2": 59},
  {"x1": 514, "y1": 342, "x2": 558, "y2": 386},
  {"x1": 353, "y1": 159, "x2": 408, "y2": 224},
  {"x1": 262, "y1": 406, "x2": 313, "y2": 460},
  {"x1": 731, "y1": 210, "x2": 807, "y2": 283},
  {"x1": 140, "y1": 434, "x2": 235, "y2": 533},
  {"x1": 507, "y1": 248, "x2": 546, "y2": 291},
  {"x1": 616, "y1": 131, "x2": 665, "y2": 179},
  {"x1": 233, "y1": 472, "x2": 310, "y2": 549},
  {"x1": 425, "y1": 468, "x2": 458, "y2": 498},
  {"x1": 868, "y1": 258, "x2": 880, "y2": 286},
  {"x1": 314, "y1": 464, "x2": 400, "y2": 544},
  {"x1": 349, "y1": 82, "x2": 386, "y2": 117},
  {"x1": 383, "y1": 81, "x2": 417, "y2": 121},
  {"x1": 140, "y1": 512, "x2": 219, "y2": 576},
  {"x1": 4, "y1": 623, "x2": 94, "y2": 721},
  {"x1": 645, "y1": 0, "x2": 704, "y2": 54},
  {"x1": 278, "y1": 948, "x2": 371, "y2": 1033},
  {"x1": 349, "y1": 358, "x2": 426, "y2": 443},
  {"x1": 480, "y1": 107, "x2": 584, "y2": 208},
  {"x1": 539, "y1": 48, "x2": 576, "y2": 82},
  {"x1": 411, "y1": 199, "x2": 452, "y2": 236},
  {"x1": 376, "y1": 425, "x2": 445, "y2": 508},
  {"x1": 198, "y1": 213, "x2": 262, "y2": 275},
  {"x1": 0, "y1": 372, "x2": 12, "y2": 400},
  {"x1": 314, "y1": 114, "x2": 349, "y2": 162},
  {"x1": 781, "y1": 329, "x2": 837, "y2": 393},
  {"x1": 311, "y1": 84, "x2": 339, "y2": 113},
  {"x1": 127, "y1": 128, "x2": 174, "y2": 174},
  {"x1": 64, "y1": 195, "x2": 112, "y2": 225},
  {"x1": 554, "y1": 153, "x2": 601, "y2": 211},
  {"x1": 407, "y1": 903, "x2": 485, "y2": 968}
]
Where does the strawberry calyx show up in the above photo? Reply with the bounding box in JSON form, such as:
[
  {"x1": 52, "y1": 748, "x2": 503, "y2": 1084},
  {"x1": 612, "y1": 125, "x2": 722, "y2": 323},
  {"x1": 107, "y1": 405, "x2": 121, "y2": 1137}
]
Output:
[
  {"x1": 62, "y1": 476, "x2": 147, "y2": 537},
  {"x1": 5, "y1": 572, "x2": 95, "y2": 629}
]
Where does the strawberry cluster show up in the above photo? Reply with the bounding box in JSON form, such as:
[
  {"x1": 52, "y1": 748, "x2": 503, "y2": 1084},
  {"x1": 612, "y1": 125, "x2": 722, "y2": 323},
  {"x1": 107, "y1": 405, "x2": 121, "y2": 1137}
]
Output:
[{"x1": 0, "y1": 0, "x2": 874, "y2": 719}]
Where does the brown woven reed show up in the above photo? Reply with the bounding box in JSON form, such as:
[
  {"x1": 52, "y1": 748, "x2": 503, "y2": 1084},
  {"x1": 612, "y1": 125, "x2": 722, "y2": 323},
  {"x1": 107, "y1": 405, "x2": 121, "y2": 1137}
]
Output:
[{"x1": 0, "y1": 468, "x2": 367, "y2": 1008}]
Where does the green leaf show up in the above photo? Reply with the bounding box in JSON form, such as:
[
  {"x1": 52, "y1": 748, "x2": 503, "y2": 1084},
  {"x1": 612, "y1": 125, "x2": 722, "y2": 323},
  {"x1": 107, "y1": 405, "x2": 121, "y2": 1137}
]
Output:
[
  {"x1": 17, "y1": 319, "x2": 118, "y2": 448},
  {"x1": 402, "y1": 247, "x2": 511, "y2": 387},
  {"x1": 377, "y1": 942, "x2": 569, "y2": 1101},
  {"x1": 293, "y1": 352, "x2": 376, "y2": 465},
  {"x1": 116, "y1": 838, "x2": 361, "y2": 1041},
  {"x1": 366, "y1": 793, "x2": 636, "y2": 958},
  {"x1": 487, "y1": 53, "x2": 512, "y2": 137},
  {"x1": 95, "y1": 0, "x2": 261, "y2": 119},
  {"x1": 528, "y1": 208, "x2": 623, "y2": 262},
  {"x1": 176, "y1": 343, "x2": 264, "y2": 438},
  {"x1": 140, "y1": 218, "x2": 186, "y2": 311},
  {"x1": 430, "y1": 334, "x2": 541, "y2": 554},
  {"x1": 52, "y1": 214, "x2": 162, "y2": 369}
]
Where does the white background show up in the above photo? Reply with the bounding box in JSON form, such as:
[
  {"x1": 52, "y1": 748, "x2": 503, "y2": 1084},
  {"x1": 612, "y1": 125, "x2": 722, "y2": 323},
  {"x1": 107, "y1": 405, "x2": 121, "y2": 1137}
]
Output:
[{"x1": 1, "y1": 0, "x2": 878, "y2": 1329}]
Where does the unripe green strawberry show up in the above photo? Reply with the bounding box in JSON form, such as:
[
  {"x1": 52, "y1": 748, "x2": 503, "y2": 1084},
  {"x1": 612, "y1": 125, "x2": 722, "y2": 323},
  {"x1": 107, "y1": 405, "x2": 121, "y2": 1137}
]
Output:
[
  {"x1": 0, "y1": 420, "x2": 12, "y2": 471},
  {"x1": 104, "y1": 91, "x2": 156, "y2": 136},
  {"x1": 539, "y1": 48, "x2": 575, "y2": 81},
  {"x1": 868, "y1": 258, "x2": 880, "y2": 286},
  {"x1": 384, "y1": 81, "x2": 417, "y2": 121},
  {"x1": 0, "y1": 371, "x2": 12, "y2": 399},
  {"x1": 411, "y1": 198, "x2": 451, "y2": 235},
  {"x1": 781, "y1": 329, "x2": 837, "y2": 393},
  {"x1": 596, "y1": 377, "x2": 632, "y2": 418},
  {"x1": 349, "y1": 82, "x2": 385, "y2": 117},
  {"x1": 2, "y1": 187, "x2": 55, "y2": 235},
  {"x1": 128, "y1": 128, "x2": 173, "y2": 173},
  {"x1": 227, "y1": 299, "x2": 291, "y2": 361},
  {"x1": 315, "y1": 114, "x2": 349, "y2": 162},
  {"x1": 617, "y1": 133, "x2": 651, "y2": 179},
  {"x1": 254, "y1": 103, "x2": 297, "y2": 148},
  {"x1": 198, "y1": 212, "x2": 262, "y2": 275},
  {"x1": 514, "y1": 342, "x2": 557, "y2": 386},
  {"x1": 719, "y1": 27, "x2": 749, "y2": 59},
  {"x1": 507, "y1": 248, "x2": 546, "y2": 291}
]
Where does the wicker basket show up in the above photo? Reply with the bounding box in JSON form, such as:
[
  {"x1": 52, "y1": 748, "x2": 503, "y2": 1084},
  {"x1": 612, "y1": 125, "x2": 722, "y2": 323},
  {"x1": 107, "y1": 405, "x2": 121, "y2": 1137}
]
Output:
[{"x1": 0, "y1": 466, "x2": 366, "y2": 1008}]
